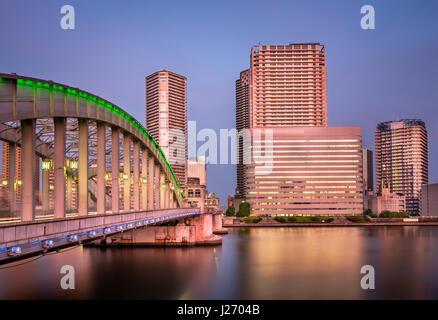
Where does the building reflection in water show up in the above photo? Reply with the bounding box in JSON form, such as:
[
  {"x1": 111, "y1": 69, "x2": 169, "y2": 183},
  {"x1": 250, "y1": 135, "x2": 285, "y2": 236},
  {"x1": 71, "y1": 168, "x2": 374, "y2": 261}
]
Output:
[{"x1": 1, "y1": 227, "x2": 438, "y2": 299}]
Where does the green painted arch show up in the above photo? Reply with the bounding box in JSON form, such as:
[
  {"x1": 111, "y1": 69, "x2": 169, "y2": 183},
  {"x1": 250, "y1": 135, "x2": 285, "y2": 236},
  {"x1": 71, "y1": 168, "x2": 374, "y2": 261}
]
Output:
[{"x1": 0, "y1": 73, "x2": 184, "y2": 203}]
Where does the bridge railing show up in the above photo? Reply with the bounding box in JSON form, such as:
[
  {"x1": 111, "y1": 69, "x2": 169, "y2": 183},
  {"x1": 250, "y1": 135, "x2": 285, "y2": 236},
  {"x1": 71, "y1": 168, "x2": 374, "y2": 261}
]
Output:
[{"x1": 0, "y1": 208, "x2": 201, "y2": 263}]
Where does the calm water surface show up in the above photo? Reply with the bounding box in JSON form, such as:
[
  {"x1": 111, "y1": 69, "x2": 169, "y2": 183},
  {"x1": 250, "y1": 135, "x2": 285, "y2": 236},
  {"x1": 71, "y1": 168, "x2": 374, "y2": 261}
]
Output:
[{"x1": 1, "y1": 227, "x2": 438, "y2": 299}]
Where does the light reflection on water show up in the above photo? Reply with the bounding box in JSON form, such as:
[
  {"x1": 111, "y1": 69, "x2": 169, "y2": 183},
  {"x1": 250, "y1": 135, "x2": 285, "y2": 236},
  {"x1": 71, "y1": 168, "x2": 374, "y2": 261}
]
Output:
[{"x1": 1, "y1": 226, "x2": 438, "y2": 299}]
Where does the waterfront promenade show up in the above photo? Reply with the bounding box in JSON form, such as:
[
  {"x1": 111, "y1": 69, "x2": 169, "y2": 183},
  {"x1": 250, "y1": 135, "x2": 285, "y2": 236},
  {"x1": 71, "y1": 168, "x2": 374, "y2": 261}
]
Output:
[{"x1": 223, "y1": 216, "x2": 438, "y2": 228}]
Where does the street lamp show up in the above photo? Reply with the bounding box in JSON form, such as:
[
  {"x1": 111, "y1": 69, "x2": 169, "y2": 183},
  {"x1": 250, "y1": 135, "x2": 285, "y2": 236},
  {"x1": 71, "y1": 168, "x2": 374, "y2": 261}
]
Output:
[{"x1": 42, "y1": 160, "x2": 52, "y2": 170}]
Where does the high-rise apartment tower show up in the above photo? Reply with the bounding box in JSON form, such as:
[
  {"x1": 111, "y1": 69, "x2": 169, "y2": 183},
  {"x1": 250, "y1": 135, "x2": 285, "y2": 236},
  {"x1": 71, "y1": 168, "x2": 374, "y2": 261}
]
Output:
[
  {"x1": 375, "y1": 119, "x2": 428, "y2": 213},
  {"x1": 146, "y1": 70, "x2": 187, "y2": 190}
]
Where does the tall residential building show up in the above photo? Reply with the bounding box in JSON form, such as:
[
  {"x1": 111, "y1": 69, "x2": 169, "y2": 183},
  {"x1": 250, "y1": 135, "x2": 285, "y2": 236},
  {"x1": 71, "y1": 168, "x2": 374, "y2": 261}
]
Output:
[
  {"x1": 250, "y1": 43, "x2": 327, "y2": 127},
  {"x1": 236, "y1": 43, "x2": 365, "y2": 215},
  {"x1": 235, "y1": 69, "x2": 250, "y2": 198},
  {"x1": 420, "y1": 183, "x2": 438, "y2": 216},
  {"x1": 362, "y1": 148, "x2": 374, "y2": 193},
  {"x1": 246, "y1": 127, "x2": 363, "y2": 216},
  {"x1": 375, "y1": 119, "x2": 428, "y2": 213},
  {"x1": 146, "y1": 70, "x2": 187, "y2": 190}
]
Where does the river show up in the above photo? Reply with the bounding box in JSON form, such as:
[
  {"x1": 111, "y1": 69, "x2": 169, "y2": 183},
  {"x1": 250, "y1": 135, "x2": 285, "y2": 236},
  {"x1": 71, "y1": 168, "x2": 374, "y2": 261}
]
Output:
[{"x1": 1, "y1": 226, "x2": 438, "y2": 299}]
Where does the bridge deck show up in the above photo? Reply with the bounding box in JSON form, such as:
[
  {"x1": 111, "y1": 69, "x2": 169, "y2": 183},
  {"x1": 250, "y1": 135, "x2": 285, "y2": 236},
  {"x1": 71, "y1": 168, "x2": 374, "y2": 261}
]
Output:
[{"x1": 0, "y1": 208, "x2": 201, "y2": 264}]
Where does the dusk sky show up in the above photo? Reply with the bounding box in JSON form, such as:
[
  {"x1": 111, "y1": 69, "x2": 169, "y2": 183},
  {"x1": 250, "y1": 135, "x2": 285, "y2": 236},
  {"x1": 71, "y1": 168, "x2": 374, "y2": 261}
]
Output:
[{"x1": 1, "y1": 0, "x2": 437, "y2": 203}]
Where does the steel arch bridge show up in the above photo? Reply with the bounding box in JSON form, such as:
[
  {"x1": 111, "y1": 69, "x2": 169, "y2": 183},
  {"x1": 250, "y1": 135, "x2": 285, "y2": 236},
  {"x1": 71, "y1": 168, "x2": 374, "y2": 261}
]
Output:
[{"x1": 0, "y1": 73, "x2": 186, "y2": 222}]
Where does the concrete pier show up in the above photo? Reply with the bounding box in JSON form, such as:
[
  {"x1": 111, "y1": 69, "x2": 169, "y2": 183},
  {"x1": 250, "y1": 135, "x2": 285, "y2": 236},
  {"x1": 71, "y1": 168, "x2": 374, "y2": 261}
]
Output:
[
  {"x1": 93, "y1": 213, "x2": 223, "y2": 247},
  {"x1": 212, "y1": 213, "x2": 228, "y2": 234}
]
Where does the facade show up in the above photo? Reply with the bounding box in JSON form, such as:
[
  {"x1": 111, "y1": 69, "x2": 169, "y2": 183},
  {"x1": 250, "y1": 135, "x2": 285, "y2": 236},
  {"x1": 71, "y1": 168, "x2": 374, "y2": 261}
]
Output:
[
  {"x1": 227, "y1": 195, "x2": 234, "y2": 208},
  {"x1": 235, "y1": 43, "x2": 328, "y2": 201},
  {"x1": 205, "y1": 192, "x2": 220, "y2": 213},
  {"x1": 250, "y1": 43, "x2": 327, "y2": 128},
  {"x1": 236, "y1": 43, "x2": 366, "y2": 216},
  {"x1": 146, "y1": 70, "x2": 187, "y2": 190},
  {"x1": 187, "y1": 156, "x2": 206, "y2": 186},
  {"x1": 368, "y1": 184, "x2": 406, "y2": 215},
  {"x1": 246, "y1": 127, "x2": 363, "y2": 216},
  {"x1": 186, "y1": 177, "x2": 206, "y2": 211},
  {"x1": 420, "y1": 183, "x2": 438, "y2": 216},
  {"x1": 362, "y1": 148, "x2": 374, "y2": 211},
  {"x1": 235, "y1": 69, "x2": 250, "y2": 199},
  {"x1": 362, "y1": 148, "x2": 373, "y2": 193},
  {"x1": 375, "y1": 119, "x2": 428, "y2": 213},
  {"x1": 185, "y1": 157, "x2": 207, "y2": 211}
]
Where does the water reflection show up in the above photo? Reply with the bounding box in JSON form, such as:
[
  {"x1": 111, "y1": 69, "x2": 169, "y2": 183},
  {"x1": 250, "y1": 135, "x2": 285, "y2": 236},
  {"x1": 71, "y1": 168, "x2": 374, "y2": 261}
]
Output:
[{"x1": 1, "y1": 227, "x2": 438, "y2": 299}]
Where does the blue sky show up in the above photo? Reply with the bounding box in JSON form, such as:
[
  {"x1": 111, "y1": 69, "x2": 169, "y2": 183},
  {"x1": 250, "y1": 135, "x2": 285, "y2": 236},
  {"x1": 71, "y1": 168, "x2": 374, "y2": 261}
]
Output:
[{"x1": 1, "y1": 0, "x2": 437, "y2": 204}]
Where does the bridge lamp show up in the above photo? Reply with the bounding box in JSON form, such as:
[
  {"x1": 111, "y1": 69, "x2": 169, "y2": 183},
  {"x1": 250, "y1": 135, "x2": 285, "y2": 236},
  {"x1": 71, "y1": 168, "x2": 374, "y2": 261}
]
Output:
[
  {"x1": 49, "y1": 185, "x2": 54, "y2": 190},
  {"x1": 42, "y1": 160, "x2": 52, "y2": 170},
  {"x1": 8, "y1": 246, "x2": 22, "y2": 256},
  {"x1": 122, "y1": 174, "x2": 129, "y2": 181},
  {"x1": 2, "y1": 180, "x2": 8, "y2": 186},
  {"x1": 105, "y1": 173, "x2": 110, "y2": 181},
  {"x1": 68, "y1": 160, "x2": 78, "y2": 170},
  {"x1": 141, "y1": 177, "x2": 147, "y2": 184},
  {"x1": 161, "y1": 183, "x2": 166, "y2": 189},
  {"x1": 43, "y1": 240, "x2": 54, "y2": 248},
  {"x1": 71, "y1": 187, "x2": 76, "y2": 192},
  {"x1": 16, "y1": 180, "x2": 22, "y2": 186}
]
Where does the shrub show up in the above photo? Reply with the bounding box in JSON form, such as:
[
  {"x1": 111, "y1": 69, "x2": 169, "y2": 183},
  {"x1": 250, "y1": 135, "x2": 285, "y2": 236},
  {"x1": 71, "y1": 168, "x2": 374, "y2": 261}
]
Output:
[
  {"x1": 379, "y1": 211, "x2": 410, "y2": 218},
  {"x1": 274, "y1": 216, "x2": 297, "y2": 223},
  {"x1": 346, "y1": 216, "x2": 368, "y2": 223},
  {"x1": 225, "y1": 206, "x2": 236, "y2": 216},
  {"x1": 237, "y1": 202, "x2": 250, "y2": 217},
  {"x1": 274, "y1": 216, "x2": 332, "y2": 223},
  {"x1": 240, "y1": 216, "x2": 261, "y2": 223}
]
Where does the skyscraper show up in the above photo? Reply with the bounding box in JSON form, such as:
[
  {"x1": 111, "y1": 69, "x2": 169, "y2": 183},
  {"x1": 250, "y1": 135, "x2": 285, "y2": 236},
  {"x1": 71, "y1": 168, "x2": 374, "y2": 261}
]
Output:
[
  {"x1": 235, "y1": 69, "x2": 250, "y2": 198},
  {"x1": 362, "y1": 148, "x2": 374, "y2": 193},
  {"x1": 236, "y1": 43, "x2": 364, "y2": 215},
  {"x1": 375, "y1": 119, "x2": 428, "y2": 213},
  {"x1": 146, "y1": 70, "x2": 187, "y2": 190},
  {"x1": 250, "y1": 43, "x2": 327, "y2": 127}
]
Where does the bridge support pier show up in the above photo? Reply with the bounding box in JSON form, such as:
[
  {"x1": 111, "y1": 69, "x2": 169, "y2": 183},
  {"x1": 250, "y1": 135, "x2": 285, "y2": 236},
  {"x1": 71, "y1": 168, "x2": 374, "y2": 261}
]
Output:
[
  {"x1": 160, "y1": 172, "x2": 165, "y2": 208},
  {"x1": 123, "y1": 133, "x2": 131, "y2": 212},
  {"x1": 147, "y1": 154, "x2": 154, "y2": 210},
  {"x1": 212, "y1": 213, "x2": 228, "y2": 234},
  {"x1": 21, "y1": 119, "x2": 36, "y2": 221},
  {"x1": 111, "y1": 127, "x2": 120, "y2": 214},
  {"x1": 133, "y1": 141, "x2": 140, "y2": 211},
  {"x1": 78, "y1": 119, "x2": 88, "y2": 216},
  {"x1": 7, "y1": 143, "x2": 17, "y2": 217},
  {"x1": 96, "y1": 122, "x2": 106, "y2": 214},
  {"x1": 141, "y1": 149, "x2": 148, "y2": 210},
  {"x1": 154, "y1": 163, "x2": 160, "y2": 209},
  {"x1": 95, "y1": 213, "x2": 222, "y2": 247},
  {"x1": 54, "y1": 117, "x2": 66, "y2": 219}
]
